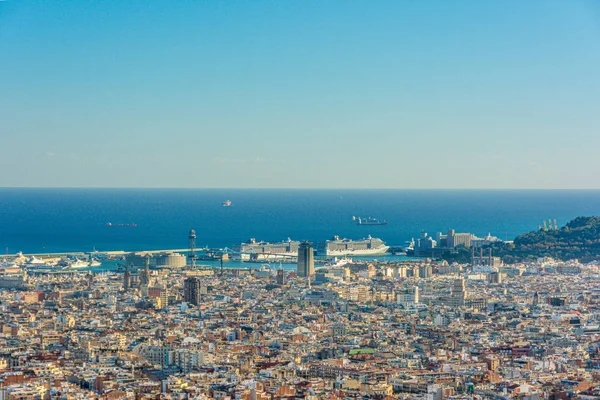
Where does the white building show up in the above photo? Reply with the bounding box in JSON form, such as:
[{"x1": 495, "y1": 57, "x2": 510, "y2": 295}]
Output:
[{"x1": 397, "y1": 286, "x2": 419, "y2": 307}]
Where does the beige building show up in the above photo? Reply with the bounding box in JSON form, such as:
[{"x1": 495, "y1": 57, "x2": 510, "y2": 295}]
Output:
[
  {"x1": 447, "y1": 229, "x2": 472, "y2": 248},
  {"x1": 451, "y1": 278, "x2": 466, "y2": 307}
]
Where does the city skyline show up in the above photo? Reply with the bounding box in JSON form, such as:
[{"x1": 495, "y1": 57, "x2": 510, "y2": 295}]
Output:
[
  {"x1": 2, "y1": 1, "x2": 600, "y2": 189},
  {"x1": 3, "y1": 2, "x2": 600, "y2": 395}
]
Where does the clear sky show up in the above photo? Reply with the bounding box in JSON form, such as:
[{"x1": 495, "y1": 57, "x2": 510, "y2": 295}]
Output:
[{"x1": 1, "y1": 1, "x2": 599, "y2": 189}]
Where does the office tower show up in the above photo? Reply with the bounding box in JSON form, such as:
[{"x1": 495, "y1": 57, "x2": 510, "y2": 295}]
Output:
[
  {"x1": 276, "y1": 269, "x2": 286, "y2": 285},
  {"x1": 140, "y1": 256, "x2": 150, "y2": 285},
  {"x1": 86, "y1": 271, "x2": 94, "y2": 289},
  {"x1": 451, "y1": 278, "x2": 466, "y2": 307},
  {"x1": 183, "y1": 277, "x2": 201, "y2": 306},
  {"x1": 489, "y1": 271, "x2": 502, "y2": 284},
  {"x1": 123, "y1": 265, "x2": 131, "y2": 291},
  {"x1": 297, "y1": 241, "x2": 314, "y2": 278}
]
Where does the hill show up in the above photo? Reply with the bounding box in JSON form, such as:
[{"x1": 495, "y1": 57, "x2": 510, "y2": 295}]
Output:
[{"x1": 443, "y1": 216, "x2": 600, "y2": 263}]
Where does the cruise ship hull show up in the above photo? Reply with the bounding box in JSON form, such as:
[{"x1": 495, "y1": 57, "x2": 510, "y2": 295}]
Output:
[
  {"x1": 251, "y1": 253, "x2": 297, "y2": 262},
  {"x1": 325, "y1": 246, "x2": 389, "y2": 257},
  {"x1": 237, "y1": 236, "x2": 389, "y2": 258},
  {"x1": 231, "y1": 251, "x2": 296, "y2": 262},
  {"x1": 234, "y1": 238, "x2": 300, "y2": 259},
  {"x1": 64, "y1": 261, "x2": 90, "y2": 269}
]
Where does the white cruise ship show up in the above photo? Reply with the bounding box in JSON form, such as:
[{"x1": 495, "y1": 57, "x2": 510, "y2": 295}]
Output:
[
  {"x1": 64, "y1": 259, "x2": 90, "y2": 269},
  {"x1": 233, "y1": 238, "x2": 299, "y2": 257},
  {"x1": 22, "y1": 256, "x2": 54, "y2": 269},
  {"x1": 89, "y1": 259, "x2": 102, "y2": 267},
  {"x1": 317, "y1": 235, "x2": 389, "y2": 257}
]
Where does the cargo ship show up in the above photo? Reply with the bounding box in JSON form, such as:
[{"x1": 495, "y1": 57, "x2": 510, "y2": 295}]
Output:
[
  {"x1": 317, "y1": 235, "x2": 389, "y2": 256},
  {"x1": 352, "y1": 216, "x2": 387, "y2": 226},
  {"x1": 106, "y1": 222, "x2": 137, "y2": 227}
]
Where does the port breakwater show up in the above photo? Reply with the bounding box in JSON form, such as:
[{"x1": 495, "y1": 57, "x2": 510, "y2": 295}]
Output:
[{"x1": 5, "y1": 248, "x2": 206, "y2": 260}]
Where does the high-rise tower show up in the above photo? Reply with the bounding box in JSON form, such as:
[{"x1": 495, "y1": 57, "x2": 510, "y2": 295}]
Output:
[
  {"x1": 140, "y1": 255, "x2": 150, "y2": 285},
  {"x1": 277, "y1": 269, "x2": 286, "y2": 285},
  {"x1": 123, "y1": 264, "x2": 131, "y2": 291},
  {"x1": 297, "y1": 241, "x2": 314, "y2": 278},
  {"x1": 451, "y1": 278, "x2": 466, "y2": 308},
  {"x1": 183, "y1": 276, "x2": 201, "y2": 306}
]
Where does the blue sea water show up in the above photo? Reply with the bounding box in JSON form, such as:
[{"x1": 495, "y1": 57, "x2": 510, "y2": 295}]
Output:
[{"x1": 1, "y1": 188, "x2": 600, "y2": 254}]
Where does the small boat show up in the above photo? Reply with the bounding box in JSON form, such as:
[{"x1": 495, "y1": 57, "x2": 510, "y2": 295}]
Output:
[{"x1": 222, "y1": 200, "x2": 232, "y2": 207}]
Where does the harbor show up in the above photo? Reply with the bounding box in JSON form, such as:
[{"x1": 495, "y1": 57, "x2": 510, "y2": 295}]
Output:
[
  {"x1": 2, "y1": 247, "x2": 418, "y2": 273},
  {"x1": 2, "y1": 226, "x2": 510, "y2": 273}
]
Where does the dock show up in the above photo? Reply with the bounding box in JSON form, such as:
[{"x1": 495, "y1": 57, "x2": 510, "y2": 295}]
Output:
[{"x1": 4, "y1": 248, "x2": 208, "y2": 259}]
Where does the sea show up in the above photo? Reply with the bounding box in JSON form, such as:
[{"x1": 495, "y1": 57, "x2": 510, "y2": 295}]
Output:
[{"x1": 1, "y1": 189, "x2": 600, "y2": 258}]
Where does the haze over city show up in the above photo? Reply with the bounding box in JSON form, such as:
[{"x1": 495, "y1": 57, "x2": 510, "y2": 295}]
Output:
[{"x1": 1, "y1": 1, "x2": 600, "y2": 188}]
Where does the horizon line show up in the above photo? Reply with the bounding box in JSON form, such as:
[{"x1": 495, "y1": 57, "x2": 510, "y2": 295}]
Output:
[{"x1": 1, "y1": 187, "x2": 600, "y2": 191}]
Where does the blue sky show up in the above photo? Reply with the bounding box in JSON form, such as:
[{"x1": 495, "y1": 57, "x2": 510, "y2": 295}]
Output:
[{"x1": 1, "y1": 1, "x2": 599, "y2": 188}]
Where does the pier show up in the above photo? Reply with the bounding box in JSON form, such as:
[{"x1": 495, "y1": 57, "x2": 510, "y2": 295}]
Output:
[{"x1": 4, "y1": 248, "x2": 208, "y2": 260}]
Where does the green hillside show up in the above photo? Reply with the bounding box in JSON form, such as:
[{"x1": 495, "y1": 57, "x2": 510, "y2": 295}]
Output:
[{"x1": 443, "y1": 216, "x2": 600, "y2": 263}]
